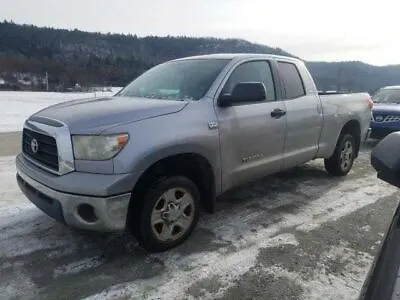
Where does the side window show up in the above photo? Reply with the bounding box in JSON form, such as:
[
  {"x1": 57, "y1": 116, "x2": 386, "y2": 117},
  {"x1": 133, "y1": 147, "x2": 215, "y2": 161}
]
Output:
[
  {"x1": 277, "y1": 62, "x2": 306, "y2": 99},
  {"x1": 222, "y1": 61, "x2": 276, "y2": 102}
]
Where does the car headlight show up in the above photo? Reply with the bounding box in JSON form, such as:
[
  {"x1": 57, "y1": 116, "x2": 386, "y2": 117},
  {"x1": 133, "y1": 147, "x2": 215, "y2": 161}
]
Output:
[{"x1": 72, "y1": 134, "x2": 129, "y2": 160}]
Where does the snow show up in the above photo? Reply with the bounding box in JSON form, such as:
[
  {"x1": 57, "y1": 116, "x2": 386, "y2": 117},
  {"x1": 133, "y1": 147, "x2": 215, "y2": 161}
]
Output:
[
  {"x1": 53, "y1": 256, "x2": 105, "y2": 278},
  {"x1": 0, "y1": 88, "x2": 121, "y2": 132},
  {"x1": 0, "y1": 156, "x2": 89, "y2": 258},
  {"x1": 84, "y1": 172, "x2": 397, "y2": 300},
  {"x1": 85, "y1": 233, "x2": 300, "y2": 300},
  {"x1": 0, "y1": 150, "x2": 398, "y2": 299},
  {"x1": 265, "y1": 245, "x2": 374, "y2": 300}
]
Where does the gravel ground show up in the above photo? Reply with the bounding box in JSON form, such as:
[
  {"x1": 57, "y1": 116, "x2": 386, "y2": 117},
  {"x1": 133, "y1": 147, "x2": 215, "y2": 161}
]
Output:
[{"x1": 0, "y1": 134, "x2": 398, "y2": 300}]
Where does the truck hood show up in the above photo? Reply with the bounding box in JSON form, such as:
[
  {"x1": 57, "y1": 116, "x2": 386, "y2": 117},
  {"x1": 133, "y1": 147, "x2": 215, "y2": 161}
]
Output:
[
  {"x1": 373, "y1": 103, "x2": 400, "y2": 114},
  {"x1": 32, "y1": 96, "x2": 188, "y2": 134}
]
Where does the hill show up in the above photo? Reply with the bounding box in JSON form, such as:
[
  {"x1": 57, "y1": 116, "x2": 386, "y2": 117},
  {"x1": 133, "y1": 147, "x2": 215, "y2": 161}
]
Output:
[
  {"x1": 308, "y1": 61, "x2": 400, "y2": 93},
  {"x1": 0, "y1": 21, "x2": 291, "y2": 91},
  {"x1": 0, "y1": 21, "x2": 399, "y2": 93}
]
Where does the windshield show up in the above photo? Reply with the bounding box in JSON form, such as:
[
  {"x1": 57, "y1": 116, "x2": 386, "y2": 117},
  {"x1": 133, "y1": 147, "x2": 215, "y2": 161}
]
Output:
[
  {"x1": 118, "y1": 59, "x2": 229, "y2": 101},
  {"x1": 372, "y1": 88, "x2": 400, "y2": 104}
]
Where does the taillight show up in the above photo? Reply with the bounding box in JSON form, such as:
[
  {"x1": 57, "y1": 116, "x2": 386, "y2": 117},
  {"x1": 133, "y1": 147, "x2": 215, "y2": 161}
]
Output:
[{"x1": 367, "y1": 97, "x2": 374, "y2": 109}]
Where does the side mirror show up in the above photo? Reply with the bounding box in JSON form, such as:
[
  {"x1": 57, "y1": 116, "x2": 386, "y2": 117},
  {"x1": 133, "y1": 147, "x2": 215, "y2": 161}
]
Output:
[
  {"x1": 371, "y1": 132, "x2": 400, "y2": 188},
  {"x1": 218, "y1": 82, "x2": 266, "y2": 107}
]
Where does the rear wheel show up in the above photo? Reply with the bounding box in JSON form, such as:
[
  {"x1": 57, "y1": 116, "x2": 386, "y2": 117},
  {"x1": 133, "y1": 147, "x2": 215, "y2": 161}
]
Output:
[
  {"x1": 324, "y1": 133, "x2": 356, "y2": 176},
  {"x1": 135, "y1": 176, "x2": 200, "y2": 252}
]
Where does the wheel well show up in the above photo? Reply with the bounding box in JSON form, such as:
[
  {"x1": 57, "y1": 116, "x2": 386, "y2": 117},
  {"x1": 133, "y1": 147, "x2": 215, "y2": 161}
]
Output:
[
  {"x1": 127, "y1": 153, "x2": 216, "y2": 231},
  {"x1": 341, "y1": 120, "x2": 361, "y2": 156}
]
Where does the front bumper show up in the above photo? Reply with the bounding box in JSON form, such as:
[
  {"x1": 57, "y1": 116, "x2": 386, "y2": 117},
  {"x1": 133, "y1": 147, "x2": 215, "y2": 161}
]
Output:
[
  {"x1": 370, "y1": 119, "x2": 400, "y2": 139},
  {"x1": 16, "y1": 155, "x2": 132, "y2": 232},
  {"x1": 370, "y1": 127, "x2": 399, "y2": 139}
]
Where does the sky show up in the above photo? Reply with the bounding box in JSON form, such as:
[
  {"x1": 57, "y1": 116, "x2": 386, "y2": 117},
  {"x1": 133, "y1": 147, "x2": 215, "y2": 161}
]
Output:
[{"x1": 1, "y1": 0, "x2": 399, "y2": 66}]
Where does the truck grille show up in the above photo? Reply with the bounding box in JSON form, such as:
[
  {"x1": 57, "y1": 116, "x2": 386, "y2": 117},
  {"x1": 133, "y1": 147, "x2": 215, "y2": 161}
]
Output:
[{"x1": 22, "y1": 128, "x2": 59, "y2": 171}]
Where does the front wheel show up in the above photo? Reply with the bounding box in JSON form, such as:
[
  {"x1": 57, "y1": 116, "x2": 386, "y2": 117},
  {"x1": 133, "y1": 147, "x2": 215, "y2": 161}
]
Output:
[
  {"x1": 324, "y1": 133, "x2": 356, "y2": 176},
  {"x1": 136, "y1": 176, "x2": 200, "y2": 252}
]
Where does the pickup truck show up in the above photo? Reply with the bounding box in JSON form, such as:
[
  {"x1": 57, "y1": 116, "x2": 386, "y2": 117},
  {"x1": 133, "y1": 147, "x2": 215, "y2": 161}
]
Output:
[{"x1": 16, "y1": 54, "x2": 373, "y2": 252}]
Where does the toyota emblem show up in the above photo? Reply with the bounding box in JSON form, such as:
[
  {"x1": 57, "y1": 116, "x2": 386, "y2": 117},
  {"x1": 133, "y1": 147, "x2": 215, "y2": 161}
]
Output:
[{"x1": 31, "y1": 138, "x2": 39, "y2": 154}]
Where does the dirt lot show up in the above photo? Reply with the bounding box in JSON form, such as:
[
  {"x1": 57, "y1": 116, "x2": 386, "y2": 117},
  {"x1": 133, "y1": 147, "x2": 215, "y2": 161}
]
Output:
[
  {"x1": 0, "y1": 133, "x2": 398, "y2": 300},
  {"x1": 0, "y1": 132, "x2": 21, "y2": 156}
]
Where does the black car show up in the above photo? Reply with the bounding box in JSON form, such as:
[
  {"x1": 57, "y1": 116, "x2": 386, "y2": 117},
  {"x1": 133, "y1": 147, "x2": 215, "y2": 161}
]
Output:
[{"x1": 360, "y1": 132, "x2": 400, "y2": 299}]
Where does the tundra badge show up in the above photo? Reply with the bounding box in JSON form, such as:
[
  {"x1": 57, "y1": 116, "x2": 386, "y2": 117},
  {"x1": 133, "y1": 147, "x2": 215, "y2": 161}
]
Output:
[{"x1": 208, "y1": 121, "x2": 219, "y2": 130}]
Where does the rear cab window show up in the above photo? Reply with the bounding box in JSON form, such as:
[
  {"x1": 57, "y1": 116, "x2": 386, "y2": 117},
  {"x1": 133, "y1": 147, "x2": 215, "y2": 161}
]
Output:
[
  {"x1": 277, "y1": 61, "x2": 306, "y2": 99},
  {"x1": 222, "y1": 60, "x2": 276, "y2": 102}
]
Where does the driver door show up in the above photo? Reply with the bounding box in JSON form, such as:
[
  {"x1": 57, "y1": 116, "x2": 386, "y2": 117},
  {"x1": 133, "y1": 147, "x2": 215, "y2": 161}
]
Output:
[{"x1": 215, "y1": 60, "x2": 287, "y2": 191}]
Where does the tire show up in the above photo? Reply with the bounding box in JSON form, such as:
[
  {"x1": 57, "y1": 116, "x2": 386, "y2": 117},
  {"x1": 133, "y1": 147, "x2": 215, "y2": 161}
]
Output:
[
  {"x1": 135, "y1": 176, "x2": 200, "y2": 252},
  {"x1": 324, "y1": 133, "x2": 356, "y2": 176}
]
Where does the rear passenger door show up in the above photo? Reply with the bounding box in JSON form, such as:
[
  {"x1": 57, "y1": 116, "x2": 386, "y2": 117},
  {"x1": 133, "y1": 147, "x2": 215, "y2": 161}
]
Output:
[
  {"x1": 216, "y1": 60, "x2": 287, "y2": 191},
  {"x1": 277, "y1": 61, "x2": 323, "y2": 169}
]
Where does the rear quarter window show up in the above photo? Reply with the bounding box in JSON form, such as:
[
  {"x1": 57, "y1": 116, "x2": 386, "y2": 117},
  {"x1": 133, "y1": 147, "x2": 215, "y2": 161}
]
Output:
[{"x1": 277, "y1": 62, "x2": 306, "y2": 99}]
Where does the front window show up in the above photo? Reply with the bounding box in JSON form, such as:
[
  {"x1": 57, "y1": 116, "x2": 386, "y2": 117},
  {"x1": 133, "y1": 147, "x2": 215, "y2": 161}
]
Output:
[
  {"x1": 372, "y1": 88, "x2": 400, "y2": 104},
  {"x1": 222, "y1": 60, "x2": 276, "y2": 102},
  {"x1": 118, "y1": 59, "x2": 230, "y2": 101}
]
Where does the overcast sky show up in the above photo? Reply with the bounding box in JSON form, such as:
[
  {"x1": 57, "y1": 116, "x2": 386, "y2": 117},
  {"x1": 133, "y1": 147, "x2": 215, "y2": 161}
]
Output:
[{"x1": 1, "y1": 0, "x2": 399, "y2": 65}]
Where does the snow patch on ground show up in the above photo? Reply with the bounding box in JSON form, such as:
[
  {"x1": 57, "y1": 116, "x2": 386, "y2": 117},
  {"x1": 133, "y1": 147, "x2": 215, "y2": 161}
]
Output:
[
  {"x1": 199, "y1": 173, "x2": 396, "y2": 249},
  {"x1": 264, "y1": 244, "x2": 373, "y2": 300},
  {"x1": 0, "y1": 156, "x2": 20, "y2": 205},
  {"x1": 295, "y1": 176, "x2": 395, "y2": 231},
  {"x1": 1, "y1": 269, "x2": 37, "y2": 300},
  {"x1": 85, "y1": 233, "x2": 299, "y2": 300},
  {"x1": 86, "y1": 173, "x2": 396, "y2": 300},
  {"x1": 0, "y1": 154, "x2": 396, "y2": 300},
  {"x1": 0, "y1": 156, "x2": 38, "y2": 235},
  {"x1": 361, "y1": 225, "x2": 371, "y2": 232},
  {"x1": 0, "y1": 156, "x2": 85, "y2": 258},
  {"x1": 0, "y1": 89, "x2": 121, "y2": 132},
  {"x1": 53, "y1": 256, "x2": 105, "y2": 278}
]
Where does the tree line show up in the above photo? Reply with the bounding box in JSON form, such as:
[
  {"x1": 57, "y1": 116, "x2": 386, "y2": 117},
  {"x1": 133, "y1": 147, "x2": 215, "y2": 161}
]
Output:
[{"x1": 1, "y1": 21, "x2": 399, "y2": 93}]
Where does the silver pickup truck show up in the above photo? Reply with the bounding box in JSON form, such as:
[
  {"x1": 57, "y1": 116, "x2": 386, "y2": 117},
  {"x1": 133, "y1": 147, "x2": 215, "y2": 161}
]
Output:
[{"x1": 16, "y1": 54, "x2": 372, "y2": 252}]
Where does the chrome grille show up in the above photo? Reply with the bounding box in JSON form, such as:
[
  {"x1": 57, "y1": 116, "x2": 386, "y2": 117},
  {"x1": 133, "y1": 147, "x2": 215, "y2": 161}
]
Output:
[
  {"x1": 22, "y1": 128, "x2": 59, "y2": 171},
  {"x1": 372, "y1": 114, "x2": 400, "y2": 123}
]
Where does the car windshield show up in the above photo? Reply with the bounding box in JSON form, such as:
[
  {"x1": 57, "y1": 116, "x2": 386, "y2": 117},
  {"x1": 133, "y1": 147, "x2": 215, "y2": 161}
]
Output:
[
  {"x1": 372, "y1": 88, "x2": 400, "y2": 104},
  {"x1": 117, "y1": 59, "x2": 230, "y2": 101}
]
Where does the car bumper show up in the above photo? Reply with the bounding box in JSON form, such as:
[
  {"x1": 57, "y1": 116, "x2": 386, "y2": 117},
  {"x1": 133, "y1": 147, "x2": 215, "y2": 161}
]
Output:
[
  {"x1": 370, "y1": 128, "x2": 399, "y2": 139},
  {"x1": 370, "y1": 120, "x2": 400, "y2": 139},
  {"x1": 16, "y1": 154, "x2": 133, "y2": 232}
]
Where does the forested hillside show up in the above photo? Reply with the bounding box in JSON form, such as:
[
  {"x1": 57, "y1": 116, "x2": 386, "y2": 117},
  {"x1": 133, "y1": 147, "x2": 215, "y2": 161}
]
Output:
[
  {"x1": 0, "y1": 21, "x2": 290, "y2": 90},
  {"x1": 1, "y1": 21, "x2": 399, "y2": 93},
  {"x1": 308, "y1": 61, "x2": 400, "y2": 93}
]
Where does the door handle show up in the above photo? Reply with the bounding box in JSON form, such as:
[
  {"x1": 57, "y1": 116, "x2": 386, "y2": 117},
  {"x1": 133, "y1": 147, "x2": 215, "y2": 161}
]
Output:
[{"x1": 271, "y1": 108, "x2": 286, "y2": 119}]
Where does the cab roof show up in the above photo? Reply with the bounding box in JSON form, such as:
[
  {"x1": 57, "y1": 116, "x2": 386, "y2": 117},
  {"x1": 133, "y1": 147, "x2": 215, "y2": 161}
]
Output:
[
  {"x1": 173, "y1": 53, "x2": 300, "y2": 63},
  {"x1": 382, "y1": 86, "x2": 400, "y2": 90}
]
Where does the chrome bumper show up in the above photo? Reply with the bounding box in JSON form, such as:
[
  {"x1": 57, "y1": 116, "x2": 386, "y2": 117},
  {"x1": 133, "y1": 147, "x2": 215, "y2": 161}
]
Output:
[{"x1": 17, "y1": 169, "x2": 131, "y2": 232}]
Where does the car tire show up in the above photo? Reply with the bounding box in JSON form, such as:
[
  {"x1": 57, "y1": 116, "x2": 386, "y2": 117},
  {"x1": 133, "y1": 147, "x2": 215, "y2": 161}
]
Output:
[
  {"x1": 324, "y1": 133, "x2": 356, "y2": 176},
  {"x1": 136, "y1": 176, "x2": 200, "y2": 252}
]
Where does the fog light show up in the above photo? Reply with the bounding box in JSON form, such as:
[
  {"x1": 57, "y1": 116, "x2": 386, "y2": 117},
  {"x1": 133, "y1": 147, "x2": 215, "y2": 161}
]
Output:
[{"x1": 77, "y1": 204, "x2": 98, "y2": 223}]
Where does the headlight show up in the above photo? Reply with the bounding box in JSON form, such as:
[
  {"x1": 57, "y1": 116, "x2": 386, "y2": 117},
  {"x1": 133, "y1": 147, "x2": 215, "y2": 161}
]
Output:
[{"x1": 72, "y1": 134, "x2": 129, "y2": 160}]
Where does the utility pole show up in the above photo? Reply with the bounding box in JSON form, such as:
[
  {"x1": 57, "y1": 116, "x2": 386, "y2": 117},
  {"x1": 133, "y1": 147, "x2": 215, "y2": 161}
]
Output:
[{"x1": 45, "y1": 72, "x2": 49, "y2": 91}]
